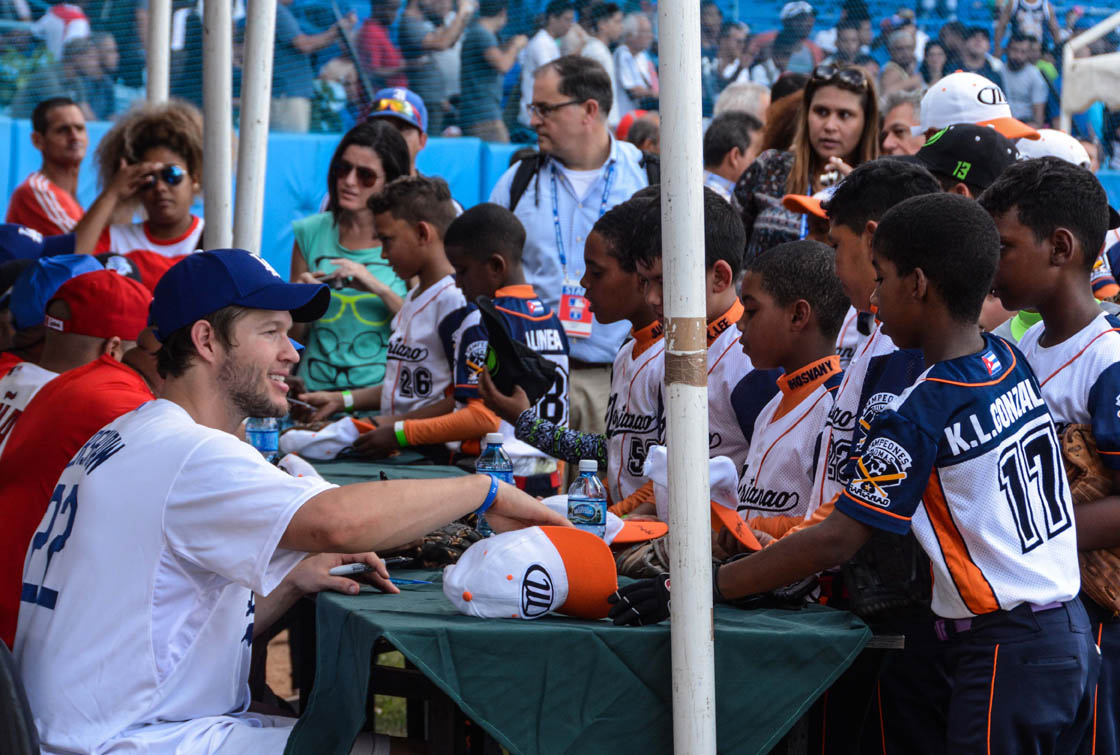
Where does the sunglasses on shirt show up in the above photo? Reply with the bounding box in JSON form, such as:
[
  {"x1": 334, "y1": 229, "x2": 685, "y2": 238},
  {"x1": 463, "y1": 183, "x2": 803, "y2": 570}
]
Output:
[
  {"x1": 334, "y1": 159, "x2": 381, "y2": 189},
  {"x1": 142, "y1": 164, "x2": 186, "y2": 189}
]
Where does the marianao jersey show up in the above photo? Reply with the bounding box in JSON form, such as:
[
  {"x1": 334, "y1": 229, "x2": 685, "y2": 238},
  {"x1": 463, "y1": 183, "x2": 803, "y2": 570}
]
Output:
[{"x1": 836, "y1": 334, "x2": 1080, "y2": 620}]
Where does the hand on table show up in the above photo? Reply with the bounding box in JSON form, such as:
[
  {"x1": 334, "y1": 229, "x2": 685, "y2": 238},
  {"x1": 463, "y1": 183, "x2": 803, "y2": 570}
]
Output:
[
  {"x1": 477, "y1": 368, "x2": 531, "y2": 424},
  {"x1": 288, "y1": 552, "x2": 400, "y2": 596},
  {"x1": 607, "y1": 573, "x2": 671, "y2": 626},
  {"x1": 483, "y1": 479, "x2": 572, "y2": 533}
]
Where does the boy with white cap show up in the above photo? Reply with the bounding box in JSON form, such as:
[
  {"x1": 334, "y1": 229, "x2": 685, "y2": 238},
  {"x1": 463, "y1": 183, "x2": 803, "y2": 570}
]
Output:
[{"x1": 916, "y1": 70, "x2": 1040, "y2": 141}]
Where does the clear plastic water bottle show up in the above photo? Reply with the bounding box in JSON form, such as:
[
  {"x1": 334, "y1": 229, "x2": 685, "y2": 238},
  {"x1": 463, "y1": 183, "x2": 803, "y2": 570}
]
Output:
[
  {"x1": 246, "y1": 417, "x2": 280, "y2": 463},
  {"x1": 474, "y1": 432, "x2": 513, "y2": 537},
  {"x1": 568, "y1": 459, "x2": 607, "y2": 538}
]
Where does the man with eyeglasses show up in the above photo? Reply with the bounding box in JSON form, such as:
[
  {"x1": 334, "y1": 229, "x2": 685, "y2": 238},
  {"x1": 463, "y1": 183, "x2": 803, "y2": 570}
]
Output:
[{"x1": 489, "y1": 54, "x2": 652, "y2": 464}]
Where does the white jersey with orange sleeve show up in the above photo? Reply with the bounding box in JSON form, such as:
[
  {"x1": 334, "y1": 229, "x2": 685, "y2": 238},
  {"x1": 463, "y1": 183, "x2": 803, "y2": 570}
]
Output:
[
  {"x1": 1017, "y1": 312, "x2": 1120, "y2": 468},
  {"x1": 736, "y1": 356, "x2": 843, "y2": 525},
  {"x1": 0, "y1": 362, "x2": 57, "y2": 456},
  {"x1": 605, "y1": 321, "x2": 665, "y2": 502},
  {"x1": 836, "y1": 333, "x2": 1079, "y2": 619},
  {"x1": 834, "y1": 306, "x2": 872, "y2": 370},
  {"x1": 805, "y1": 321, "x2": 926, "y2": 520},
  {"x1": 380, "y1": 275, "x2": 466, "y2": 417}
]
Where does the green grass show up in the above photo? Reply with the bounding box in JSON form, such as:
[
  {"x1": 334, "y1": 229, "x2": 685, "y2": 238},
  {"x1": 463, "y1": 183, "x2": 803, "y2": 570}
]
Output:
[{"x1": 372, "y1": 651, "x2": 408, "y2": 737}]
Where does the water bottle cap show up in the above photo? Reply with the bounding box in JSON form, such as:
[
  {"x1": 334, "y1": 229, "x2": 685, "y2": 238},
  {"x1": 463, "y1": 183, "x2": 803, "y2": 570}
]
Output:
[
  {"x1": 484, "y1": 433, "x2": 504, "y2": 445},
  {"x1": 579, "y1": 459, "x2": 598, "y2": 473}
]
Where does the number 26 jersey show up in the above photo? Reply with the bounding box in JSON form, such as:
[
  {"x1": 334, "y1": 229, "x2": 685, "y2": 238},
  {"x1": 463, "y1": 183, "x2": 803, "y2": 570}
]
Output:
[{"x1": 836, "y1": 334, "x2": 1080, "y2": 620}]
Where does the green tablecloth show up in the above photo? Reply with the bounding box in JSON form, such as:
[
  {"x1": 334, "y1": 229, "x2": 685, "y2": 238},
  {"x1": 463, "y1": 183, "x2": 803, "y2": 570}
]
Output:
[
  {"x1": 285, "y1": 570, "x2": 871, "y2": 755},
  {"x1": 310, "y1": 456, "x2": 467, "y2": 484}
]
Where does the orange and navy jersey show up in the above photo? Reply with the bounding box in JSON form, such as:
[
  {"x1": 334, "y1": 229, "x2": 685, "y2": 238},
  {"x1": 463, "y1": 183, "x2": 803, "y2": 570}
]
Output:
[
  {"x1": 1018, "y1": 311, "x2": 1120, "y2": 470},
  {"x1": 836, "y1": 334, "x2": 1080, "y2": 619},
  {"x1": 606, "y1": 321, "x2": 665, "y2": 503},
  {"x1": 442, "y1": 285, "x2": 569, "y2": 465},
  {"x1": 5, "y1": 173, "x2": 83, "y2": 236},
  {"x1": 736, "y1": 356, "x2": 842, "y2": 523}
]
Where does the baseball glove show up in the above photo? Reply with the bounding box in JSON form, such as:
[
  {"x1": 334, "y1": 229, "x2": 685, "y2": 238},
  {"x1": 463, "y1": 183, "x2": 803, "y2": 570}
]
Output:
[
  {"x1": 1060, "y1": 424, "x2": 1120, "y2": 613},
  {"x1": 841, "y1": 530, "x2": 933, "y2": 621},
  {"x1": 614, "y1": 534, "x2": 676, "y2": 579},
  {"x1": 382, "y1": 521, "x2": 484, "y2": 568}
]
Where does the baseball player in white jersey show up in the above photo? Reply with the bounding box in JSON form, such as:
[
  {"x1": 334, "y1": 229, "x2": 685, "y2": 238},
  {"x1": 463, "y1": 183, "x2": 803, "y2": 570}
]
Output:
[
  {"x1": 14, "y1": 249, "x2": 567, "y2": 755},
  {"x1": 605, "y1": 321, "x2": 665, "y2": 501}
]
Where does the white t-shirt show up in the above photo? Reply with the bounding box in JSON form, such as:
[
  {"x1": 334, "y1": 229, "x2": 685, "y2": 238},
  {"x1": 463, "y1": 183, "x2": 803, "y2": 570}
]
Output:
[
  {"x1": 0, "y1": 362, "x2": 57, "y2": 456},
  {"x1": 613, "y1": 45, "x2": 657, "y2": 118},
  {"x1": 518, "y1": 29, "x2": 561, "y2": 126},
  {"x1": 1001, "y1": 63, "x2": 1048, "y2": 121},
  {"x1": 15, "y1": 399, "x2": 333, "y2": 755},
  {"x1": 381, "y1": 275, "x2": 466, "y2": 416},
  {"x1": 103, "y1": 216, "x2": 206, "y2": 258},
  {"x1": 558, "y1": 164, "x2": 602, "y2": 200}
]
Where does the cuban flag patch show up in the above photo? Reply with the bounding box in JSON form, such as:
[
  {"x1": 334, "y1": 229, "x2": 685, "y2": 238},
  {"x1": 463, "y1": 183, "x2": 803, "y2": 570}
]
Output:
[
  {"x1": 527, "y1": 299, "x2": 544, "y2": 315},
  {"x1": 981, "y1": 351, "x2": 1001, "y2": 375}
]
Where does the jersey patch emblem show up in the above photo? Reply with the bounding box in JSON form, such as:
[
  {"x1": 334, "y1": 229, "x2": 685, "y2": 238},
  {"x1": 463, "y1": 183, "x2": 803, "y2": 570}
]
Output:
[
  {"x1": 982, "y1": 352, "x2": 1001, "y2": 375},
  {"x1": 851, "y1": 437, "x2": 912, "y2": 508},
  {"x1": 464, "y1": 340, "x2": 489, "y2": 384}
]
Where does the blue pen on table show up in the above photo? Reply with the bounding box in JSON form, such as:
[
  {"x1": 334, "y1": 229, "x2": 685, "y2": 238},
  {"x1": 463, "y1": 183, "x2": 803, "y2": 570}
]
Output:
[{"x1": 328, "y1": 563, "x2": 433, "y2": 585}]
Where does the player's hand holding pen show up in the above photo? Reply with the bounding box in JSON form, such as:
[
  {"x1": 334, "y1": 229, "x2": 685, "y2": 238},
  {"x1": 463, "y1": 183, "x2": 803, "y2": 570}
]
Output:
[
  {"x1": 288, "y1": 552, "x2": 400, "y2": 596},
  {"x1": 297, "y1": 390, "x2": 345, "y2": 422}
]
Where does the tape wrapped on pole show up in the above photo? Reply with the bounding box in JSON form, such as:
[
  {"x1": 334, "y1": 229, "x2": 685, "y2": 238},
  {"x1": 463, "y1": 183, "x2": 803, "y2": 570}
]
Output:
[{"x1": 658, "y1": 0, "x2": 718, "y2": 747}]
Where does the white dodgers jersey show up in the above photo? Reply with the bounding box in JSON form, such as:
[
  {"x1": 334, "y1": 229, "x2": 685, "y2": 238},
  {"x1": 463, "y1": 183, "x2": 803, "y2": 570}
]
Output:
[
  {"x1": 836, "y1": 334, "x2": 1080, "y2": 619},
  {"x1": 15, "y1": 399, "x2": 331, "y2": 754},
  {"x1": 381, "y1": 275, "x2": 466, "y2": 416},
  {"x1": 443, "y1": 285, "x2": 570, "y2": 473},
  {"x1": 0, "y1": 362, "x2": 56, "y2": 456},
  {"x1": 737, "y1": 356, "x2": 842, "y2": 524},
  {"x1": 808, "y1": 321, "x2": 925, "y2": 518},
  {"x1": 605, "y1": 321, "x2": 665, "y2": 502},
  {"x1": 1017, "y1": 312, "x2": 1120, "y2": 468}
]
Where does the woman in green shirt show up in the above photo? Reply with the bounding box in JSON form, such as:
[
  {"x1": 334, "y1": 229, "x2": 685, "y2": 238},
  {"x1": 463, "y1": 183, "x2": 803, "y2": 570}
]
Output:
[{"x1": 290, "y1": 121, "x2": 411, "y2": 391}]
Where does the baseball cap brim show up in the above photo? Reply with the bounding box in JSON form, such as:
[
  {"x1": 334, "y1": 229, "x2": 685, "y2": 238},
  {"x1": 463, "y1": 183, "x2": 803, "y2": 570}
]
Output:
[
  {"x1": 611, "y1": 519, "x2": 669, "y2": 544},
  {"x1": 782, "y1": 194, "x2": 827, "y2": 219},
  {"x1": 41, "y1": 233, "x2": 76, "y2": 257},
  {"x1": 710, "y1": 500, "x2": 763, "y2": 551},
  {"x1": 540, "y1": 526, "x2": 618, "y2": 619},
  {"x1": 367, "y1": 110, "x2": 421, "y2": 131},
  {"x1": 978, "y1": 116, "x2": 1040, "y2": 140},
  {"x1": 238, "y1": 281, "x2": 331, "y2": 323}
]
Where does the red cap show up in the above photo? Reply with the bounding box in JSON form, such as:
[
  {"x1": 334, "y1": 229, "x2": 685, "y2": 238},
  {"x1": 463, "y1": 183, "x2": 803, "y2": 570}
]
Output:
[
  {"x1": 45, "y1": 269, "x2": 152, "y2": 340},
  {"x1": 126, "y1": 250, "x2": 188, "y2": 292},
  {"x1": 616, "y1": 109, "x2": 648, "y2": 142}
]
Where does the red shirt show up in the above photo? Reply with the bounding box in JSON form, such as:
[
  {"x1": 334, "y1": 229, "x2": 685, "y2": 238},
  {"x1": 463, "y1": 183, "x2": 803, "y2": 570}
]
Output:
[
  {"x1": 0, "y1": 355, "x2": 153, "y2": 647},
  {"x1": 5, "y1": 172, "x2": 84, "y2": 236},
  {"x1": 0, "y1": 353, "x2": 23, "y2": 380},
  {"x1": 356, "y1": 19, "x2": 407, "y2": 88}
]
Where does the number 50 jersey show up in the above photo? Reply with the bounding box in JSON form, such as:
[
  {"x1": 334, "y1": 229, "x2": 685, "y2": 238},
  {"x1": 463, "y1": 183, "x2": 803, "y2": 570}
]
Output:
[{"x1": 836, "y1": 334, "x2": 1080, "y2": 620}]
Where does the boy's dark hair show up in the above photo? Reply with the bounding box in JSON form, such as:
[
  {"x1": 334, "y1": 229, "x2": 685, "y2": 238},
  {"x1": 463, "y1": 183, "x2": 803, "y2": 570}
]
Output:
[
  {"x1": 587, "y1": 2, "x2": 620, "y2": 31},
  {"x1": 479, "y1": 0, "x2": 507, "y2": 18},
  {"x1": 966, "y1": 25, "x2": 990, "y2": 41},
  {"x1": 326, "y1": 120, "x2": 410, "y2": 224},
  {"x1": 873, "y1": 193, "x2": 999, "y2": 323},
  {"x1": 444, "y1": 203, "x2": 525, "y2": 263},
  {"x1": 719, "y1": 19, "x2": 745, "y2": 38},
  {"x1": 747, "y1": 240, "x2": 849, "y2": 339},
  {"x1": 536, "y1": 55, "x2": 613, "y2": 119},
  {"x1": 978, "y1": 157, "x2": 1109, "y2": 272},
  {"x1": 630, "y1": 186, "x2": 746, "y2": 278},
  {"x1": 545, "y1": 0, "x2": 572, "y2": 17},
  {"x1": 929, "y1": 170, "x2": 984, "y2": 198},
  {"x1": 32, "y1": 97, "x2": 78, "y2": 134},
  {"x1": 824, "y1": 158, "x2": 941, "y2": 234},
  {"x1": 156, "y1": 305, "x2": 250, "y2": 379},
  {"x1": 591, "y1": 195, "x2": 651, "y2": 272},
  {"x1": 368, "y1": 175, "x2": 458, "y2": 237},
  {"x1": 836, "y1": 17, "x2": 862, "y2": 32},
  {"x1": 703, "y1": 111, "x2": 762, "y2": 168}
]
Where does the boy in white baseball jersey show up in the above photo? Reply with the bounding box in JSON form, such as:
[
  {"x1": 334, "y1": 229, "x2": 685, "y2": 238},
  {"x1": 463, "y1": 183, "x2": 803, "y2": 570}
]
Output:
[
  {"x1": 982, "y1": 157, "x2": 1120, "y2": 755},
  {"x1": 733, "y1": 240, "x2": 849, "y2": 540},
  {"x1": 300, "y1": 177, "x2": 466, "y2": 440},
  {"x1": 14, "y1": 249, "x2": 566, "y2": 754},
  {"x1": 478, "y1": 195, "x2": 665, "y2": 507},
  {"x1": 611, "y1": 194, "x2": 1099, "y2": 754}
]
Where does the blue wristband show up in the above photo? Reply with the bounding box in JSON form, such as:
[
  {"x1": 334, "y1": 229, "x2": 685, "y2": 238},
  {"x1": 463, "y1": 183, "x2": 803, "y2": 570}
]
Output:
[{"x1": 476, "y1": 475, "x2": 500, "y2": 516}]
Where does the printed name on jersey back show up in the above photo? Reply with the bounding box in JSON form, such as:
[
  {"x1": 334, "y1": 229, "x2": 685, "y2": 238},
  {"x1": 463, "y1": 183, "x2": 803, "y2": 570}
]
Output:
[
  {"x1": 943, "y1": 376, "x2": 1046, "y2": 455},
  {"x1": 65, "y1": 429, "x2": 126, "y2": 475},
  {"x1": 523, "y1": 327, "x2": 565, "y2": 354}
]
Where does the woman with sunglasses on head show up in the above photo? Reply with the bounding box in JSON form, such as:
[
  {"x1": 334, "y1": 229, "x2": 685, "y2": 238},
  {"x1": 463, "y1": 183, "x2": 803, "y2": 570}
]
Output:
[
  {"x1": 289, "y1": 120, "x2": 411, "y2": 393},
  {"x1": 733, "y1": 64, "x2": 879, "y2": 261},
  {"x1": 72, "y1": 101, "x2": 206, "y2": 266}
]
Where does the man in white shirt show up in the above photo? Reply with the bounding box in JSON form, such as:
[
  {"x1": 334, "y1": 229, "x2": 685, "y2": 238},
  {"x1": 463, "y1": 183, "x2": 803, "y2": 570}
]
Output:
[
  {"x1": 578, "y1": 1, "x2": 622, "y2": 128},
  {"x1": 14, "y1": 249, "x2": 567, "y2": 755},
  {"x1": 517, "y1": 0, "x2": 574, "y2": 128},
  {"x1": 613, "y1": 12, "x2": 657, "y2": 119}
]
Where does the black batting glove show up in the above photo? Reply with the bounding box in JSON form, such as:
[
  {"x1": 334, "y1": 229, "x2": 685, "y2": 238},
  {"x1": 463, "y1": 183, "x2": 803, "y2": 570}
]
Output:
[{"x1": 607, "y1": 573, "x2": 671, "y2": 626}]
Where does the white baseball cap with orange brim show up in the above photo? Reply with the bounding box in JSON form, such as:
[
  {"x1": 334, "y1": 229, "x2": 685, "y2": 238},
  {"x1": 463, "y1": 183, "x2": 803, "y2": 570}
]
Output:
[{"x1": 914, "y1": 71, "x2": 1040, "y2": 141}]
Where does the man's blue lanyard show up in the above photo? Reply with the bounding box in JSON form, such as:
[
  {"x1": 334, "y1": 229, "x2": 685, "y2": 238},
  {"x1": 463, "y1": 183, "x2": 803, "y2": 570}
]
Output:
[{"x1": 550, "y1": 160, "x2": 616, "y2": 279}]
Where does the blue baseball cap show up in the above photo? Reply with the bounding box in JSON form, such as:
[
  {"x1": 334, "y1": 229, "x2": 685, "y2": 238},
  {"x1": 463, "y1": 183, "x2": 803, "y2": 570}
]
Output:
[
  {"x1": 9, "y1": 254, "x2": 104, "y2": 330},
  {"x1": 0, "y1": 224, "x2": 77, "y2": 262},
  {"x1": 149, "y1": 249, "x2": 330, "y2": 341},
  {"x1": 367, "y1": 87, "x2": 428, "y2": 133}
]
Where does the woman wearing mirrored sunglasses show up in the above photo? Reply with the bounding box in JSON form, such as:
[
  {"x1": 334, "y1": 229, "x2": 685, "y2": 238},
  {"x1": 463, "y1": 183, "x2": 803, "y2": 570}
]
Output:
[
  {"x1": 289, "y1": 120, "x2": 411, "y2": 392},
  {"x1": 72, "y1": 101, "x2": 206, "y2": 271},
  {"x1": 733, "y1": 64, "x2": 879, "y2": 262}
]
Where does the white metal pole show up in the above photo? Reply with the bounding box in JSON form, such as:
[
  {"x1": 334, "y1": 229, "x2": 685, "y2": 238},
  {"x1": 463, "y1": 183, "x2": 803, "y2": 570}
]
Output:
[
  {"x1": 233, "y1": 0, "x2": 276, "y2": 253},
  {"x1": 146, "y1": 0, "x2": 171, "y2": 102},
  {"x1": 203, "y1": 0, "x2": 234, "y2": 249},
  {"x1": 658, "y1": 0, "x2": 717, "y2": 749}
]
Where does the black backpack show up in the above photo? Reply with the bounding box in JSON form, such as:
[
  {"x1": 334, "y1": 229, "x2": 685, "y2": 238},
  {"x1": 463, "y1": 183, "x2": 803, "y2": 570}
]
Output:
[{"x1": 505, "y1": 151, "x2": 661, "y2": 210}]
